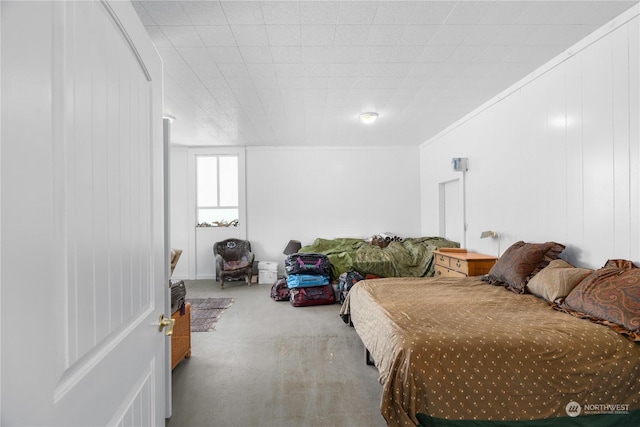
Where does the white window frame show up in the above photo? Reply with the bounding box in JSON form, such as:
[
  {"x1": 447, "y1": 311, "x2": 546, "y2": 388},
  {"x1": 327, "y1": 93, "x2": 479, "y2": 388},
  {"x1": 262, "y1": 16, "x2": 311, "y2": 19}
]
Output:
[
  {"x1": 195, "y1": 154, "x2": 240, "y2": 227},
  {"x1": 186, "y1": 147, "x2": 247, "y2": 279},
  {"x1": 187, "y1": 147, "x2": 246, "y2": 231}
]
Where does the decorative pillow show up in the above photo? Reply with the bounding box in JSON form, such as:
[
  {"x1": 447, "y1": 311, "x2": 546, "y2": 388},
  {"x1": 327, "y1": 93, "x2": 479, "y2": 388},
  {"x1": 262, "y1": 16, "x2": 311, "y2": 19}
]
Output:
[
  {"x1": 561, "y1": 259, "x2": 640, "y2": 340},
  {"x1": 526, "y1": 259, "x2": 593, "y2": 302},
  {"x1": 602, "y1": 259, "x2": 637, "y2": 269},
  {"x1": 482, "y1": 241, "x2": 565, "y2": 293}
]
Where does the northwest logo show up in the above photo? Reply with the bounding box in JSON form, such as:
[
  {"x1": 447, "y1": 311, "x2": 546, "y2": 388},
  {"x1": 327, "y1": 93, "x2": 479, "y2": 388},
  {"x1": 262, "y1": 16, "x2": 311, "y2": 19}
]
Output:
[{"x1": 566, "y1": 401, "x2": 582, "y2": 417}]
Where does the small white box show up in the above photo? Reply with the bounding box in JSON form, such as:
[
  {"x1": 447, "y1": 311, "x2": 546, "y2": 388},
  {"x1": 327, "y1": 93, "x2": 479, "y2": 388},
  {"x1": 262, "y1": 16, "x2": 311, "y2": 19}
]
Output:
[{"x1": 258, "y1": 261, "x2": 278, "y2": 284}]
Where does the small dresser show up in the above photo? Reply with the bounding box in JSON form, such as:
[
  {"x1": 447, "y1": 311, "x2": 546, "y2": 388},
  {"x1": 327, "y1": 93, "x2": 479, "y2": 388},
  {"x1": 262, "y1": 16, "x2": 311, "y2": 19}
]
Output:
[
  {"x1": 171, "y1": 302, "x2": 192, "y2": 370},
  {"x1": 434, "y1": 249, "x2": 497, "y2": 277}
]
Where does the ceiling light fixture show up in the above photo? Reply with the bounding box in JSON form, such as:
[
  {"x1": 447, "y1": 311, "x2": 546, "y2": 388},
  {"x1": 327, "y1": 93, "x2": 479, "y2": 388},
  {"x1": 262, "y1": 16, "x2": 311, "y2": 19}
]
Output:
[{"x1": 359, "y1": 112, "x2": 379, "y2": 124}]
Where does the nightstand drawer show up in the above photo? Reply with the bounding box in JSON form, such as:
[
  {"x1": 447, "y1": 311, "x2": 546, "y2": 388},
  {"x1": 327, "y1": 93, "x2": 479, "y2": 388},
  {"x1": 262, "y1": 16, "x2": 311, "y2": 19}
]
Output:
[
  {"x1": 435, "y1": 264, "x2": 467, "y2": 278},
  {"x1": 435, "y1": 253, "x2": 470, "y2": 274},
  {"x1": 435, "y1": 252, "x2": 449, "y2": 266},
  {"x1": 450, "y1": 258, "x2": 469, "y2": 274}
]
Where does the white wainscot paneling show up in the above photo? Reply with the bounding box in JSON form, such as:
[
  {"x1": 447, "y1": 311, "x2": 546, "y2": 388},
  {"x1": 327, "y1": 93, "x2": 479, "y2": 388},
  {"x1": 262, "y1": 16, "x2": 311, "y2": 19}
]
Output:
[
  {"x1": 419, "y1": 10, "x2": 640, "y2": 268},
  {"x1": 580, "y1": 31, "x2": 616, "y2": 264}
]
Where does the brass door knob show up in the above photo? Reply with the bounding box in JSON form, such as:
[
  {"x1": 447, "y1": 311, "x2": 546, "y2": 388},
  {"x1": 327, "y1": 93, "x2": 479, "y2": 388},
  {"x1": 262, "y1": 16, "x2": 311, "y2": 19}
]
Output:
[{"x1": 159, "y1": 314, "x2": 176, "y2": 336}]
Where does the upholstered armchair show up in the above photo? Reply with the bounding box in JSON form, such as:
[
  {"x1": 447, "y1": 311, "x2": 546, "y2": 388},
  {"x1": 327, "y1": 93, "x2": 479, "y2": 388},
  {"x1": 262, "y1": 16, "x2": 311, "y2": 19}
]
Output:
[
  {"x1": 170, "y1": 248, "x2": 182, "y2": 277},
  {"x1": 214, "y1": 239, "x2": 254, "y2": 288}
]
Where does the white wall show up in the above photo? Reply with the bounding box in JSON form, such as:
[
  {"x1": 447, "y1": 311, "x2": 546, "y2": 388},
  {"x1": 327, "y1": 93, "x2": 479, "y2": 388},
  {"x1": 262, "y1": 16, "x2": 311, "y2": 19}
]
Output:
[
  {"x1": 169, "y1": 146, "x2": 190, "y2": 279},
  {"x1": 246, "y1": 146, "x2": 421, "y2": 274},
  {"x1": 420, "y1": 8, "x2": 640, "y2": 269},
  {"x1": 171, "y1": 145, "x2": 421, "y2": 279}
]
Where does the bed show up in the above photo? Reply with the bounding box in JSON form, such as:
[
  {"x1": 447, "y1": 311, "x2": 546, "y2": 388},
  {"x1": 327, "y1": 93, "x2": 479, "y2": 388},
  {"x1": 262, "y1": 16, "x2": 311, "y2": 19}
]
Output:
[{"x1": 339, "y1": 242, "x2": 640, "y2": 427}]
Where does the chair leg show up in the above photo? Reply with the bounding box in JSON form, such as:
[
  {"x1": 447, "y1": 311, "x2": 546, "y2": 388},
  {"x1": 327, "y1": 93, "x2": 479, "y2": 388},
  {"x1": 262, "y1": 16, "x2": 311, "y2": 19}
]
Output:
[
  {"x1": 247, "y1": 272, "x2": 252, "y2": 286},
  {"x1": 220, "y1": 276, "x2": 225, "y2": 289}
]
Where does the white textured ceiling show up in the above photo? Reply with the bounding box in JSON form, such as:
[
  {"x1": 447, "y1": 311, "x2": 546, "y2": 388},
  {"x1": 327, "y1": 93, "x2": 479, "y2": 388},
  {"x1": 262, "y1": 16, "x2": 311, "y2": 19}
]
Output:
[{"x1": 132, "y1": 1, "x2": 638, "y2": 147}]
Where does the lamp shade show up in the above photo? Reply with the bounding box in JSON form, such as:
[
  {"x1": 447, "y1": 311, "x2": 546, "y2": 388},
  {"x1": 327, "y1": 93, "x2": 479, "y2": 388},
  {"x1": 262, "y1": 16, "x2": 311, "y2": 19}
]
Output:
[
  {"x1": 480, "y1": 231, "x2": 501, "y2": 257},
  {"x1": 283, "y1": 240, "x2": 302, "y2": 255},
  {"x1": 480, "y1": 231, "x2": 498, "y2": 238}
]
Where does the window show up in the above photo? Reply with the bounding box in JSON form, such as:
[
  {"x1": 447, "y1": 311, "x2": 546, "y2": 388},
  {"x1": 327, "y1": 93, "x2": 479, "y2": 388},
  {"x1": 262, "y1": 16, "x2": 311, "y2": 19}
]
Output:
[{"x1": 196, "y1": 155, "x2": 239, "y2": 226}]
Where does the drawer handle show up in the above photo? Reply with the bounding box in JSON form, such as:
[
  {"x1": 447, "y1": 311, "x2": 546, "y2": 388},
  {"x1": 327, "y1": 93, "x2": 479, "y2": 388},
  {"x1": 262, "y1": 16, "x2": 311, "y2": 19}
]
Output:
[
  {"x1": 455, "y1": 260, "x2": 462, "y2": 268},
  {"x1": 436, "y1": 270, "x2": 441, "y2": 276}
]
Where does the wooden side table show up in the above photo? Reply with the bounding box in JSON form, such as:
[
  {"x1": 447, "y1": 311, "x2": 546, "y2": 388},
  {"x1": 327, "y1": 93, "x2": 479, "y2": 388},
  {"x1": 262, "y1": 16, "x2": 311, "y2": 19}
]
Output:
[
  {"x1": 171, "y1": 302, "x2": 191, "y2": 370},
  {"x1": 434, "y1": 249, "x2": 497, "y2": 277}
]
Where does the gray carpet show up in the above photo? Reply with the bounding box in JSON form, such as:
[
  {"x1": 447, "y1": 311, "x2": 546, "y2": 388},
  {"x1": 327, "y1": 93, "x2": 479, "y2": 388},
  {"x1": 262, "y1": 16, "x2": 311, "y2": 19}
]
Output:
[{"x1": 167, "y1": 280, "x2": 386, "y2": 427}]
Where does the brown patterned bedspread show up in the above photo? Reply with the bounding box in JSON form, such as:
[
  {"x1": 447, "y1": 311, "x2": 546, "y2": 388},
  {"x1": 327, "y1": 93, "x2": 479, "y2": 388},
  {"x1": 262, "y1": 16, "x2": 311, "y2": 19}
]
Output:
[{"x1": 340, "y1": 277, "x2": 640, "y2": 426}]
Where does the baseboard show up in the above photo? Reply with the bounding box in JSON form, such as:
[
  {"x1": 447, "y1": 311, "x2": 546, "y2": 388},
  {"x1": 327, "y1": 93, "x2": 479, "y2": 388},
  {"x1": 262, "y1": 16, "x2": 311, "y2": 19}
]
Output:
[{"x1": 171, "y1": 274, "x2": 217, "y2": 281}]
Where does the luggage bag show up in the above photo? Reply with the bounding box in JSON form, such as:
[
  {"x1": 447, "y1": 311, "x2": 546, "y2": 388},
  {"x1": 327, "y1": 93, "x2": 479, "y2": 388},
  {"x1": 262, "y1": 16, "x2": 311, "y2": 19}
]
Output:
[
  {"x1": 337, "y1": 270, "x2": 365, "y2": 304},
  {"x1": 170, "y1": 280, "x2": 187, "y2": 313},
  {"x1": 289, "y1": 283, "x2": 336, "y2": 307},
  {"x1": 285, "y1": 253, "x2": 332, "y2": 277},
  {"x1": 286, "y1": 274, "x2": 330, "y2": 288},
  {"x1": 270, "y1": 278, "x2": 290, "y2": 301}
]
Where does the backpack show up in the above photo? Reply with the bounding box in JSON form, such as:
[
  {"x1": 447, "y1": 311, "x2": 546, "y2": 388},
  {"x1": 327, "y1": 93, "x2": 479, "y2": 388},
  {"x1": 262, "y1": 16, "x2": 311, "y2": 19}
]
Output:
[
  {"x1": 270, "y1": 278, "x2": 290, "y2": 301},
  {"x1": 170, "y1": 280, "x2": 187, "y2": 313},
  {"x1": 337, "y1": 270, "x2": 365, "y2": 304}
]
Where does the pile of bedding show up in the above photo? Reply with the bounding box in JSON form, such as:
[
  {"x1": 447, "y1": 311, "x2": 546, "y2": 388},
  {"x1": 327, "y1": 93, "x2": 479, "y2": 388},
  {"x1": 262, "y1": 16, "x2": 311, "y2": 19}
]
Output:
[{"x1": 299, "y1": 236, "x2": 459, "y2": 279}]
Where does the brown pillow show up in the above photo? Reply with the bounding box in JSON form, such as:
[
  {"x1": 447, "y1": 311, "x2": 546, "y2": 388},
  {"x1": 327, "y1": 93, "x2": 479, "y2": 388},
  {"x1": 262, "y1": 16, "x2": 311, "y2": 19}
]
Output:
[
  {"x1": 482, "y1": 241, "x2": 565, "y2": 293},
  {"x1": 526, "y1": 259, "x2": 592, "y2": 302},
  {"x1": 602, "y1": 259, "x2": 637, "y2": 269},
  {"x1": 561, "y1": 259, "x2": 640, "y2": 340}
]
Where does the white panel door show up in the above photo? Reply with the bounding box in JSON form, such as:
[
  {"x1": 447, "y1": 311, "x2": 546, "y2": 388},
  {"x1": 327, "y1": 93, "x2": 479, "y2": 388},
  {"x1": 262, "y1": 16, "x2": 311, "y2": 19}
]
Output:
[
  {"x1": 1, "y1": 1, "x2": 166, "y2": 425},
  {"x1": 439, "y1": 178, "x2": 464, "y2": 247}
]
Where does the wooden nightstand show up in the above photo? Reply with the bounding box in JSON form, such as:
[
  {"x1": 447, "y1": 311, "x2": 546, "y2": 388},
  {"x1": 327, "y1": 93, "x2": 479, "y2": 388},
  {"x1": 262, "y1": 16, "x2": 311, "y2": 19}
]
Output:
[
  {"x1": 171, "y1": 302, "x2": 191, "y2": 370},
  {"x1": 434, "y1": 249, "x2": 497, "y2": 277}
]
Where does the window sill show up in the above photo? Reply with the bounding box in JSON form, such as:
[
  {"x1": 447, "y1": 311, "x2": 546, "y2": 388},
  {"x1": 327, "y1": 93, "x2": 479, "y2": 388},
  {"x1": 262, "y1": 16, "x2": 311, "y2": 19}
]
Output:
[{"x1": 196, "y1": 220, "x2": 239, "y2": 228}]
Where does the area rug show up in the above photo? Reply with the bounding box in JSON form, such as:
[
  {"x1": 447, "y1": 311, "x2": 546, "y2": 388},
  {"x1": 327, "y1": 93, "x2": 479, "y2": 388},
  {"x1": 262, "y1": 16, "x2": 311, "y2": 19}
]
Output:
[{"x1": 187, "y1": 298, "x2": 235, "y2": 332}]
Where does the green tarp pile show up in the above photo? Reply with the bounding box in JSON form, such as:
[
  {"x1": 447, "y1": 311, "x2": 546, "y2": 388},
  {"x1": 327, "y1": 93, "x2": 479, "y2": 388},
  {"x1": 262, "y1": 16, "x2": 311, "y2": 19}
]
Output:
[{"x1": 299, "y1": 236, "x2": 459, "y2": 279}]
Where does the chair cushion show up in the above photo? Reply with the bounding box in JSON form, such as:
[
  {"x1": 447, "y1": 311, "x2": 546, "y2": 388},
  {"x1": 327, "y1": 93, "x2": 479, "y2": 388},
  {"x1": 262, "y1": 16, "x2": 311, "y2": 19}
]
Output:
[{"x1": 223, "y1": 260, "x2": 251, "y2": 271}]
